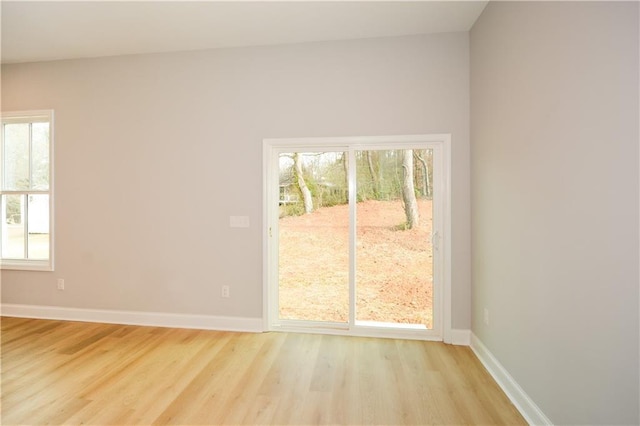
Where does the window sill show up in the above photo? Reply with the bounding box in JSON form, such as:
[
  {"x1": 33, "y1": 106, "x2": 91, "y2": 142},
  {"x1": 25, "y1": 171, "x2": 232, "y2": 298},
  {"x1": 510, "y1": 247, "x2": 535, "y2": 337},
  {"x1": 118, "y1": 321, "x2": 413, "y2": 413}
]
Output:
[{"x1": 1, "y1": 259, "x2": 53, "y2": 272}]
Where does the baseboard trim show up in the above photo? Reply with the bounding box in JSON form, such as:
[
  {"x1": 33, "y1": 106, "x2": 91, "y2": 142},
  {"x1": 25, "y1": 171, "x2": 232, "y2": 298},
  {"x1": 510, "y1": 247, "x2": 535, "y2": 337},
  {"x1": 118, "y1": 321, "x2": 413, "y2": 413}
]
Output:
[
  {"x1": 450, "y1": 328, "x2": 471, "y2": 345},
  {"x1": 470, "y1": 333, "x2": 553, "y2": 426},
  {"x1": 0, "y1": 303, "x2": 263, "y2": 333}
]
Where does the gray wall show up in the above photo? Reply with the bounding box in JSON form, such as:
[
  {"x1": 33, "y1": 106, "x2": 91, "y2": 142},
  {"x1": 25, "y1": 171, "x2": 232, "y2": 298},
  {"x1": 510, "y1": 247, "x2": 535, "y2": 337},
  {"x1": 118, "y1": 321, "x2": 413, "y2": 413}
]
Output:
[
  {"x1": 471, "y1": 2, "x2": 639, "y2": 424},
  {"x1": 1, "y1": 33, "x2": 471, "y2": 329}
]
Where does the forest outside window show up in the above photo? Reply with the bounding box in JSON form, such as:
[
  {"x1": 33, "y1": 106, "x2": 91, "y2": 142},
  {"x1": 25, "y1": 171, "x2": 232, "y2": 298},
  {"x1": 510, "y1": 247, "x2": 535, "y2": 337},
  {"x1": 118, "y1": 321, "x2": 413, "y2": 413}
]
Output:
[{"x1": 1, "y1": 110, "x2": 54, "y2": 271}]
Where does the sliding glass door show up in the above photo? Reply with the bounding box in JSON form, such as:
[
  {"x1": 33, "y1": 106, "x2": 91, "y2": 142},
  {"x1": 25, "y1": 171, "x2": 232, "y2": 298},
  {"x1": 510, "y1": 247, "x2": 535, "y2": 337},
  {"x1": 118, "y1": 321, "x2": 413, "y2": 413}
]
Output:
[
  {"x1": 277, "y1": 151, "x2": 349, "y2": 324},
  {"x1": 265, "y1": 136, "x2": 448, "y2": 340},
  {"x1": 354, "y1": 149, "x2": 434, "y2": 329}
]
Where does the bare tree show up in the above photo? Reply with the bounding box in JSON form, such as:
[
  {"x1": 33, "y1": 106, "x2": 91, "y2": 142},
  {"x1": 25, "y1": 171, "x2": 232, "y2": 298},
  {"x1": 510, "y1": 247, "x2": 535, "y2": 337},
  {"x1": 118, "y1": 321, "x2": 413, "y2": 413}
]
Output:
[
  {"x1": 342, "y1": 152, "x2": 349, "y2": 203},
  {"x1": 402, "y1": 149, "x2": 419, "y2": 228},
  {"x1": 366, "y1": 151, "x2": 380, "y2": 199},
  {"x1": 414, "y1": 150, "x2": 430, "y2": 198},
  {"x1": 294, "y1": 153, "x2": 313, "y2": 214}
]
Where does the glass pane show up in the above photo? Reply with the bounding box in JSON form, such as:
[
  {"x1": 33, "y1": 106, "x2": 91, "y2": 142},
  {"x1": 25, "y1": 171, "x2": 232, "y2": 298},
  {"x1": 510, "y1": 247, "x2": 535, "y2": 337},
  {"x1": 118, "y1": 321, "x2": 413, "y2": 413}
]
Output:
[
  {"x1": 355, "y1": 149, "x2": 433, "y2": 329},
  {"x1": 278, "y1": 151, "x2": 349, "y2": 322},
  {"x1": 27, "y1": 194, "x2": 49, "y2": 259},
  {"x1": 31, "y1": 122, "x2": 50, "y2": 190},
  {"x1": 2, "y1": 194, "x2": 25, "y2": 259},
  {"x1": 3, "y1": 124, "x2": 30, "y2": 190}
]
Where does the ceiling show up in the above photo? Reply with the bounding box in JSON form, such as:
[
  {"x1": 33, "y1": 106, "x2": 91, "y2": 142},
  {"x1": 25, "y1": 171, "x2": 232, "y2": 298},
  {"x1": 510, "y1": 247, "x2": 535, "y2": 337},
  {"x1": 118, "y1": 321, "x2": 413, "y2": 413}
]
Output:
[{"x1": 1, "y1": 1, "x2": 488, "y2": 65}]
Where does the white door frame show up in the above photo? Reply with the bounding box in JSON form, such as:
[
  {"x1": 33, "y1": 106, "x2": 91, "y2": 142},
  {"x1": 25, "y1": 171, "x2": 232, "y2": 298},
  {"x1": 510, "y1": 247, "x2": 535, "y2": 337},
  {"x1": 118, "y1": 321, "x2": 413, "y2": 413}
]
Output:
[{"x1": 262, "y1": 134, "x2": 452, "y2": 342}]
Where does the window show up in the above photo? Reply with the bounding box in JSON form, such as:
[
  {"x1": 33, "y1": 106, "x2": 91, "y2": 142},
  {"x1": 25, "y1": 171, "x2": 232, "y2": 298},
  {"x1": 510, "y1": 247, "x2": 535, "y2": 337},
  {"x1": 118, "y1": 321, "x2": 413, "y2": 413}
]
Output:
[{"x1": 1, "y1": 110, "x2": 53, "y2": 271}]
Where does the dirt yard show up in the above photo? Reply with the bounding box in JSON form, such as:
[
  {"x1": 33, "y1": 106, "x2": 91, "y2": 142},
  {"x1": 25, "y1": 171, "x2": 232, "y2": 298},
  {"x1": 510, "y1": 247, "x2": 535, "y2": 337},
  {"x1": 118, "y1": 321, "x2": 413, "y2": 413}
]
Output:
[{"x1": 278, "y1": 199, "x2": 433, "y2": 328}]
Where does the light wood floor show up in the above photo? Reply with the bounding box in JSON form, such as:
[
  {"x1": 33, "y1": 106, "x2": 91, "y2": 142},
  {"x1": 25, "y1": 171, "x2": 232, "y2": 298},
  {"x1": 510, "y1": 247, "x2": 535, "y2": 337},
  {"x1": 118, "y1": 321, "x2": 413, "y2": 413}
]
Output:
[{"x1": 1, "y1": 317, "x2": 526, "y2": 425}]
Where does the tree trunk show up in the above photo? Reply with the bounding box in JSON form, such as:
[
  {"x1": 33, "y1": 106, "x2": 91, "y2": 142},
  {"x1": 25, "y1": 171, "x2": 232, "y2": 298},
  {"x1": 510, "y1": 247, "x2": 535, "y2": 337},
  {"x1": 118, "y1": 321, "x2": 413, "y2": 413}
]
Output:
[
  {"x1": 402, "y1": 149, "x2": 419, "y2": 229},
  {"x1": 366, "y1": 151, "x2": 380, "y2": 199},
  {"x1": 342, "y1": 152, "x2": 349, "y2": 203},
  {"x1": 415, "y1": 151, "x2": 430, "y2": 198},
  {"x1": 294, "y1": 153, "x2": 313, "y2": 214}
]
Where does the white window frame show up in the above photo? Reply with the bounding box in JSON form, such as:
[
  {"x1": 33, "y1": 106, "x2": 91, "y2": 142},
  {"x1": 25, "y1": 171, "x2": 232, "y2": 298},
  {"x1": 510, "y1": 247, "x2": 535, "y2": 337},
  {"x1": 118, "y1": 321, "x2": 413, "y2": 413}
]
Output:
[
  {"x1": 263, "y1": 134, "x2": 452, "y2": 342},
  {"x1": 0, "y1": 110, "x2": 54, "y2": 271}
]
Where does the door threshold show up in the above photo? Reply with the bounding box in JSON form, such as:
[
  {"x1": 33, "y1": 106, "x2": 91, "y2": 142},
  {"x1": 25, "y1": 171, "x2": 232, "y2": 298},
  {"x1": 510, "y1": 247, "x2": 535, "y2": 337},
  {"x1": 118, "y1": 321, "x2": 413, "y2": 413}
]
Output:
[
  {"x1": 270, "y1": 322, "x2": 441, "y2": 341},
  {"x1": 355, "y1": 320, "x2": 428, "y2": 330}
]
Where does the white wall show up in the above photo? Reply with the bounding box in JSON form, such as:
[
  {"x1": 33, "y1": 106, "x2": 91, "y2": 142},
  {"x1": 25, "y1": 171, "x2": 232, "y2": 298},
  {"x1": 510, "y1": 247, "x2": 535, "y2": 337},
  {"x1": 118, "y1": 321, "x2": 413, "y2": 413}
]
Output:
[
  {"x1": 471, "y1": 2, "x2": 639, "y2": 424},
  {"x1": 1, "y1": 33, "x2": 471, "y2": 328}
]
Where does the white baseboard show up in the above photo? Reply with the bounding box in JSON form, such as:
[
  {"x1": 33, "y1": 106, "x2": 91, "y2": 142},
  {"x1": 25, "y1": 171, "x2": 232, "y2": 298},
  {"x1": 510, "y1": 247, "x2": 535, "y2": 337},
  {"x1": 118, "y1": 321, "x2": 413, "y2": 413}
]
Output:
[
  {"x1": 450, "y1": 328, "x2": 471, "y2": 345},
  {"x1": 0, "y1": 303, "x2": 263, "y2": 333},
  {"x1": 470, "y1": 333, "x2": 552, "y2": 426}
]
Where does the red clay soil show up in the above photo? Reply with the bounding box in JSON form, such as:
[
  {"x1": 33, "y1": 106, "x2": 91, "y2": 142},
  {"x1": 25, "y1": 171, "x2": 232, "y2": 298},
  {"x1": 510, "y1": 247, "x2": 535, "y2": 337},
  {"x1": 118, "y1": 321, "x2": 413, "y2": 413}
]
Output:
[{"x1": 278, "y1": 199, "x2": 433, "y2": 328}]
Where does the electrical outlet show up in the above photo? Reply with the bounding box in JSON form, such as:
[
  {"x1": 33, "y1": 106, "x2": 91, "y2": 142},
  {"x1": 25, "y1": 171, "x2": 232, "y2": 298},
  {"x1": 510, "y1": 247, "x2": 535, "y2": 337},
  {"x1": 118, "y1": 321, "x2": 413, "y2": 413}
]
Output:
[
  {"x1": 483, "y1": 308, "x2": 489, "y2": 326},
  {"x1": 57, "y1": 279, "x2": 65, "y2": 291},
  {"x1": 221, "y1": 285, "x2": 230, "y2": 298}
]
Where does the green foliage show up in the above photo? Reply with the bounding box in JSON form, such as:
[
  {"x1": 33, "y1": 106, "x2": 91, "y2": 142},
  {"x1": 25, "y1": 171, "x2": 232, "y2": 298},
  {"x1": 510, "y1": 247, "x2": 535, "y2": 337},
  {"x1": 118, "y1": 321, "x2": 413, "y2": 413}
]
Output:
[
  {"x1": 392, "y1": 222, "x2": 411, "y2": 231},
  {"x1": 5, "y1": 196, "x2": 22, "y2": 224},
  {"x1": 280, "y1": 203, "x2": 305, "y2": 217}
]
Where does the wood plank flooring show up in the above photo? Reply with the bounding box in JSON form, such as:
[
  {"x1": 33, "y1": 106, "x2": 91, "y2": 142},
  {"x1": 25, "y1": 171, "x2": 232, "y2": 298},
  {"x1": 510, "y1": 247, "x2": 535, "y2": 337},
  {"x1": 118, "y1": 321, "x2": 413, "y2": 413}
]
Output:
[{"x1": 1, "y1": 317, "x2": 526, "y2": 425}]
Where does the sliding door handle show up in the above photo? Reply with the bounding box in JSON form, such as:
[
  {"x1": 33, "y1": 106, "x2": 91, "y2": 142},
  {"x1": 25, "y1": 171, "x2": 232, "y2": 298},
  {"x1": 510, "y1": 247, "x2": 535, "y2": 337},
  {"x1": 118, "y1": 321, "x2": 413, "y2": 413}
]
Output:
[{"x1": 432, "y1": 231, "x2": 440, "y2": 251}]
